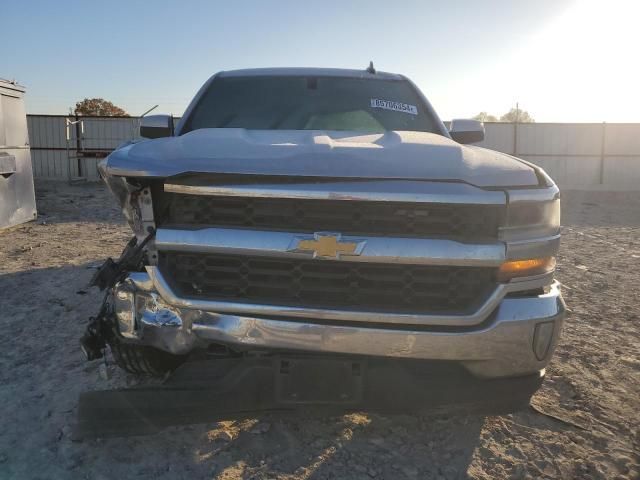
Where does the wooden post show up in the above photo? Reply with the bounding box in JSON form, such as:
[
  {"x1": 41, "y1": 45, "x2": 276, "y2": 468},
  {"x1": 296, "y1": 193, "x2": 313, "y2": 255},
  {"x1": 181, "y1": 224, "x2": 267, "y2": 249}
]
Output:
[
  {"x1": 599, "y1": 122, "x2": 606, "y2": 185},
  {"x1": 513, "y1": 102, "x2": 519, "y2": 156},
  {"x1": 75, "y1": 114, "x2": 82, "y2": 178}
]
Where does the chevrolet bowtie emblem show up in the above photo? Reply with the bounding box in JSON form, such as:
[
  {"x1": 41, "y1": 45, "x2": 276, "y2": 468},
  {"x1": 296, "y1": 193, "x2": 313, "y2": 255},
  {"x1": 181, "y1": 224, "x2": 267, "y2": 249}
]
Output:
[{"x1": 289, "y1": 232, "x2": 366, "y2": 259}]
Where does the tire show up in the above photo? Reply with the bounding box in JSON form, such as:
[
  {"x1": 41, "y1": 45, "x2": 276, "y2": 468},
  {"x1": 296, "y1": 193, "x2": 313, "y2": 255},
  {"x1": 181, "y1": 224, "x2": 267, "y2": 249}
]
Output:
[{"x1": 110, "y1": 340, "x2": 186, "y2": 376}]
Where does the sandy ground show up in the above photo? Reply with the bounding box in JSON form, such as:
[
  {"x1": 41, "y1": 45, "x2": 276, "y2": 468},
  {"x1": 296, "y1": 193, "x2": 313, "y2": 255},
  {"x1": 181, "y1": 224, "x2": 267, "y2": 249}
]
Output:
[{"x1": 0, "y1": 181, "x2": 639, "y2": 480}]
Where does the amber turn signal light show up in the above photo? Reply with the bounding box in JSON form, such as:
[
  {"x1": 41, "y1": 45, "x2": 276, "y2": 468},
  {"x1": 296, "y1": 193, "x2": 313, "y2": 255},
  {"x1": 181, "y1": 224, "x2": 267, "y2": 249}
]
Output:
[{"x1": 498, "y1": 257, "x2": 556, "y2": 282}]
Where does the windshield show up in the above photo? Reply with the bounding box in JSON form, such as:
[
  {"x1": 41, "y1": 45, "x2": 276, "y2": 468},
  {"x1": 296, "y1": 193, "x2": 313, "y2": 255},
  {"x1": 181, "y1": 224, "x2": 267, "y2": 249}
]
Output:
[{"x1": 181, "y1": 76, "x2": 439, "y2": 134}]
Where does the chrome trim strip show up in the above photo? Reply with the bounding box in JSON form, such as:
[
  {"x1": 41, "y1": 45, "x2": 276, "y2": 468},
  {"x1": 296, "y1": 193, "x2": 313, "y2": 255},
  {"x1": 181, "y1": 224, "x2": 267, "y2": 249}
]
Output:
[
  {"x1": 155, "y1": 227, "x2": 506, "y2": 266},
  {"x1": 146, "y1": 266, "x2": 551, "y2": 327},
  {"x1": 506, "y1": 234, "x2": 561, "y2": 260},
  {"x1": 164, "y1": 180, "x2": 506, "y2": 205},
  {"x1": 507, "y1": 271, "x2": 554, "y2": 286},
  {"x1": 507, "y1": 185, "x2": 560, "y2": 204}
]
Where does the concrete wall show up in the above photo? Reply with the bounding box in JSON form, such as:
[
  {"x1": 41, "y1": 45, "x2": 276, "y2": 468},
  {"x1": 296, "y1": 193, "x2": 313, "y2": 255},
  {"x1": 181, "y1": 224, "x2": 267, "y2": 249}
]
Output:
[{"x1": 26, "y1": 115, "x2": 640, "y2": 190}]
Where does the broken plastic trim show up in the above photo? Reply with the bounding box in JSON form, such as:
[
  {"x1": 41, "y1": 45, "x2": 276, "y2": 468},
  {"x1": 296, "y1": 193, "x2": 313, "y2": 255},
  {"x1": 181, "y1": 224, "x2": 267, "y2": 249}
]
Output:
[
  {"x1": 82, "y1": 229, "x2": 156, "y2": 361},
  {"x1": 89, "y1": 229, "x2": 156, "y2": 291}
]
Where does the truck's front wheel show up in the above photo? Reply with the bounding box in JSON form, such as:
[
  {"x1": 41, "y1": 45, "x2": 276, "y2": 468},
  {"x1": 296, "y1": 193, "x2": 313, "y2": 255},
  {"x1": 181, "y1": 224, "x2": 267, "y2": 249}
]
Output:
[{"x1": 109, "y1": 340, "x2": 186, "y2": 376}]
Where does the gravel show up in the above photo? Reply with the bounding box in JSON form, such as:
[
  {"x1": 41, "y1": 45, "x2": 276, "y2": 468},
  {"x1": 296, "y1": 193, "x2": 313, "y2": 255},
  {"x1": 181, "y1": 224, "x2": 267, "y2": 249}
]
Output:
[{"x1": 0, "y1": 182, "x2": 638, "y2": 479}]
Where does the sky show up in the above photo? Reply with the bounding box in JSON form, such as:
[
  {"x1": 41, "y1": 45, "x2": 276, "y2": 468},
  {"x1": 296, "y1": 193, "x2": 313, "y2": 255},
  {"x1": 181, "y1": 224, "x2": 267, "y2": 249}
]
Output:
[{"x1": 3, "y1": 0, "x2": 639, "y2": 122}]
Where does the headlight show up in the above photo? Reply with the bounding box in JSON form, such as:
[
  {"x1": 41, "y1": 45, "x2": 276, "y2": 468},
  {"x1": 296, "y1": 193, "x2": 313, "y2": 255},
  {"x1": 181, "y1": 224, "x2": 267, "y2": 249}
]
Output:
[{"x1": 501, "y1": 198, "x2": 560, "y2": 241}]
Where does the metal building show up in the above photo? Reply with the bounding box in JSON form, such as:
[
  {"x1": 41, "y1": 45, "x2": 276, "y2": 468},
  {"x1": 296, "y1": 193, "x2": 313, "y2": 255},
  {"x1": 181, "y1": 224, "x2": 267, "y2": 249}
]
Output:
[{"x1": 0, "y1": 79, "x2": 37, "y2": 229}]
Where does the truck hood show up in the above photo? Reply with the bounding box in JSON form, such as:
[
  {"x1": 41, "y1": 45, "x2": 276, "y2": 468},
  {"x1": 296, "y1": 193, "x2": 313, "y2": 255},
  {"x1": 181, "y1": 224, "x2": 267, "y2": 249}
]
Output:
[{"x1": 102, "y1": 128, "x2": 539, "y2": 188}]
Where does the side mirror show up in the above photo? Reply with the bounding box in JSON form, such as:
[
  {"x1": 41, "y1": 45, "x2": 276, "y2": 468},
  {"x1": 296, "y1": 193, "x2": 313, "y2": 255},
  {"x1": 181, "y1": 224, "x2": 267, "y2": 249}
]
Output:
[
  {"x1": 140, "y1": 114, "x2": 174, "y2": 139},
  {"x1": 449, "y1": 119, "x2": 484, "y2": 144}
]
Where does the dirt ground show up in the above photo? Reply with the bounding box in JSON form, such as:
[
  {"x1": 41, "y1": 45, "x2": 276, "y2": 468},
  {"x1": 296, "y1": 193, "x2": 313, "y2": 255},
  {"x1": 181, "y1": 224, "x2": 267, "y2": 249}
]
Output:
[{"x1": 1, "y1": 181, "x2": 638, "y2": 480}]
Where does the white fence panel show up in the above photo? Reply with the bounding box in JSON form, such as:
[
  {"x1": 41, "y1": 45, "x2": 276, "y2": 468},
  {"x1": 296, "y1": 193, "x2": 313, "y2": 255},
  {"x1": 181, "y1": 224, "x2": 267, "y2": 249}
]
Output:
[
  {"x1": 80, "y1": 117, "x2": 139, "y2": 151},
  {"x1": 479, "y1": 123, "x2": 515, "y2": 154},
  {"x1": 519, "y1": 155, "x2": 602, "y2": 187},
  {"x1": 27, "y1": 115, "x2": 69, "y2": 149},
  {"x1": 604, "y1": 156, "x2": 640, "y2": 187},
  {"x1": 517, "y1": 123, "x2": 603, "y2": 156},
  {"x1": 30, "y1": 149, "x2": 77, "y2": 179},
  {"x1": 604, "y1": 124, "x2": 640, "y2": 155},
  {"x1": 81, "y1": 157, "x2": 102, "y2": 181}
]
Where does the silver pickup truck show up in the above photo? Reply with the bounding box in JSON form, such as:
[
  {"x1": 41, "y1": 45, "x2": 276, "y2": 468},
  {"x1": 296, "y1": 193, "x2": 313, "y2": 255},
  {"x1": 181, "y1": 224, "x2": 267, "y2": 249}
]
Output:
[{"x1": 83, "y1": 67, "x2": 565, "y2": 412}]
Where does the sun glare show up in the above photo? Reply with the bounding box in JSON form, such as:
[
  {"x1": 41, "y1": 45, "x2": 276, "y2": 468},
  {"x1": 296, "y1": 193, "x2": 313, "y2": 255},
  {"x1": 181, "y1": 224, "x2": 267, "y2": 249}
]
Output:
[{"x1": 515, "y1": 0, "x2": 640, "y2": 122}]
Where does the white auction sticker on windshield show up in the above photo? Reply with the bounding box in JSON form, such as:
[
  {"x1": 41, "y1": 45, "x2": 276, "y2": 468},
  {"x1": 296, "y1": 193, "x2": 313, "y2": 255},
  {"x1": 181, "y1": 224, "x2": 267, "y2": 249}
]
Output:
[{"x1": 370, "y1": 98, "x2": 418, "y2": 115}]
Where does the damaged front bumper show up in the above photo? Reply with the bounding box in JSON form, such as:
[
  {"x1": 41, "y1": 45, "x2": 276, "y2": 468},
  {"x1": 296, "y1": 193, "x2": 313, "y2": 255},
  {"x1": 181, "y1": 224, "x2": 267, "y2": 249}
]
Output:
[{"x1": 112, "y1": 269, "x2": 565, "y2": 379}]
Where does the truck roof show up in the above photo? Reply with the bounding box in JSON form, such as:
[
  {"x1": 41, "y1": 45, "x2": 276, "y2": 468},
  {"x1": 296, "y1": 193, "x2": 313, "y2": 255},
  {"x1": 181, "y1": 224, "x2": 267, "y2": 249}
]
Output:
[{"x1": 217, "y1": 67, "x2": 405, "y2": 81}]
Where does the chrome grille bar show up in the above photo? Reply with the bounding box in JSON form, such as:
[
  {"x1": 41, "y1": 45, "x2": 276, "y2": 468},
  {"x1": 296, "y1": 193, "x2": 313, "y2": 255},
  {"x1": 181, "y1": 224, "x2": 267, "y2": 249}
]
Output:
[
  {"x1": 155, "y1": 227, "x2": 505, "y2": 267},
  {"x1": 164, "y1": 180, "x2": 506, "y2": 205}
]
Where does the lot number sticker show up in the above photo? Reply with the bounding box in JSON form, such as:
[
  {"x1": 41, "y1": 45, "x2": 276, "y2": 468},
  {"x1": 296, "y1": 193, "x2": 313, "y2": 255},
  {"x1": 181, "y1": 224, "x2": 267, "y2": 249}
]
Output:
[{"x1": 370, "y1": 98, "x2": 418, "y2": 115}]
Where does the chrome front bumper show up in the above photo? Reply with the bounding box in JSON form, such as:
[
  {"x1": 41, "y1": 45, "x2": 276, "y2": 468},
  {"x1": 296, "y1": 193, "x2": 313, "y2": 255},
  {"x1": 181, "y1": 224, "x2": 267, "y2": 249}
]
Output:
[{"x1": 113, "y1": 270, "x2": 565, "y2": 379}]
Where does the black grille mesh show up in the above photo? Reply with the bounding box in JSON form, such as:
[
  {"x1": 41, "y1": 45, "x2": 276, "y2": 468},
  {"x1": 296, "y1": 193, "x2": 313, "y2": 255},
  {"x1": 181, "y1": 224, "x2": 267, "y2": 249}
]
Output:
[
  {"x1": 159, "y1": 193, "x2": 502, "y2": 240},
  {"x1": 160, "y1": 252, "x2": 497, "y2": 315}
]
